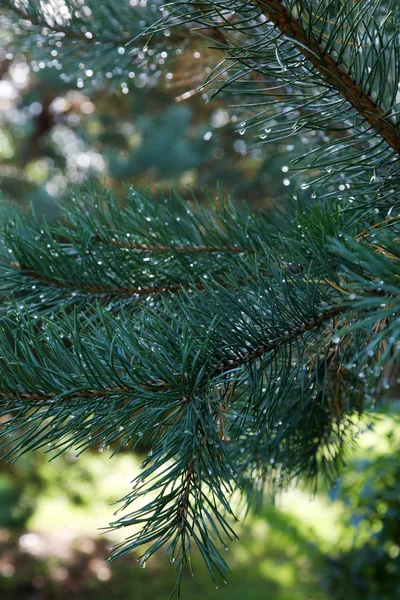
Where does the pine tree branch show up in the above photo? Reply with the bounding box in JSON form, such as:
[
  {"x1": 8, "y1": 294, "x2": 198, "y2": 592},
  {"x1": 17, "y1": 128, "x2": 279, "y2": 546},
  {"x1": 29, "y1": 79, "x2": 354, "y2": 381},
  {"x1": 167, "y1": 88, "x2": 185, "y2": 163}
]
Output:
[
  {"x1": 176, "y1": 458, "x2": 195, "y2": 531},
  {"x1": 252, "y1": 0, "x2": 400, "y2": 155},
  {"x1": 3, "y1": 0, "x2": 133, "y2": 44},
  {"x1": 0, "y1": 187, "x2": 274, "y2": 314},
  {"x1": 10, "y1": 261, "x2": 208, "y2": 296},
  {"x1": 94, "y1": 236, "x2": 253, "y2": 254},
  {"x1": 217, "y1": 304, "x2": 346, "y2": 372},
  {"x1": 0, "y1": 302, "x2": 348, "y2": 406},
  {"x1": 4, "y1": 3, "x2": 88, "y2": 41},
  {"x1": 200, "y1": 13, "x2": 354, "y2": 144},
  {"x1": 1, "y1": 380, "x2": 172, "y2": 404},
  {"x1": 1, "y1": 387, "x2": 131, "y2": 404},
  {"x1": 3, "y1": 2, "x2": 400, "y2": 586}
]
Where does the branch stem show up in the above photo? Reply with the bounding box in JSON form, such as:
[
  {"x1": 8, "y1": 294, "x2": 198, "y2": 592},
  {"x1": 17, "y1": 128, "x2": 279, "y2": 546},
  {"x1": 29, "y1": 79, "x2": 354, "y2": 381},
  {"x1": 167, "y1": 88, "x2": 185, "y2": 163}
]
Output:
[
  {"x1": 95, "y1": 237, "x2": 251, "y2": 254},
  {"x1": 218, "y1": 305, "x2": 346, "y2": 372},
  {"x1": 10, "y1": 262, "x2": 208, "y2": 296}
]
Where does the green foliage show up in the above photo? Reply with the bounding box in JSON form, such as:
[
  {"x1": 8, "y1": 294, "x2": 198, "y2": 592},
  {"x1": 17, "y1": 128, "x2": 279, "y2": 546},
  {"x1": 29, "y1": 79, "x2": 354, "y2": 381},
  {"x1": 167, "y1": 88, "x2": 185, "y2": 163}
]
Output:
[
  {"x1": 1, "y1": 0, "x2": 400, "y2": 594},
  {"x1": 324, "y1": 423, "x2": 400, "y2": 599}
]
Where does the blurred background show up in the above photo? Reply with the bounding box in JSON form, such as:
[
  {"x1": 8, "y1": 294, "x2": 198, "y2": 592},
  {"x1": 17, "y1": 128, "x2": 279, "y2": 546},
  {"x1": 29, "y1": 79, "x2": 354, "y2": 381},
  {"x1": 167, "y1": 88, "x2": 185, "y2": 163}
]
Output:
[{"x1": 1, "y1": 11, "x2": 400, "y2": 600}]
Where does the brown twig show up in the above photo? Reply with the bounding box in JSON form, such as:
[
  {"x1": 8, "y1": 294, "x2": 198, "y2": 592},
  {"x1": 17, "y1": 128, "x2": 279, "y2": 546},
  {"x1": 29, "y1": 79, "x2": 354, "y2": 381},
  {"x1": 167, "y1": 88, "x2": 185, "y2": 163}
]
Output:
[
  {"x1": 94, "y1": 235, "x2": 251, "y2": 254},
  {"x1": 0, "y1": 380, "x2": 171, "y2": 404},
  {"x1": 10, "y1": 262, "x2": 208, "y2": 296},
  {"x1": 176, "y1": 459, "x2": 195, "y2": 530}
]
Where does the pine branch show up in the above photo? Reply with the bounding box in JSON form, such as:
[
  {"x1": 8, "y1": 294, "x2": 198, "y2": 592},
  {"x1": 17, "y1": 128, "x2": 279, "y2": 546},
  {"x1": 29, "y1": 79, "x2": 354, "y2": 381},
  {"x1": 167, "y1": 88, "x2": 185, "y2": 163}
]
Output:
[
  {"x1": 10, "y1": 260, "x2": 209, "y2": 297},
  {"x1": 217, "y1": 304, "x2": 345, "y2": 372},
  {"x1": 95, "y1": 236, "x2": 253, "y2": 254},
  {"x1": 3, "y1": 0, "x2": 96, "y2": 41},
  {"x1": 1, "y1": 301, "x2": 348, "y2": 405},
  {"x1": 0, "y1": 229, "x2": 395, "y2": 585},
  {"x1": 252, "y1": 0, "x2": 400, "y2": 155},
  {"x1": 0, "y1": 185, "x2": 274, "y2": 316},
  {"x1": 176, "y1": 458, "x2": 195, "y2": 531},
  {"x1": 3, "y1": 0, "x2": 140, "y2": 43},
  {"x1": 158, "y1": 0, "x2": 400, "y2": 207},
  {"x1": 2, "y1": 1, "x2": 400, "y2": 592},
  {"x1": 1, "y1": 0, "x2": 165, "y2": 90}
]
